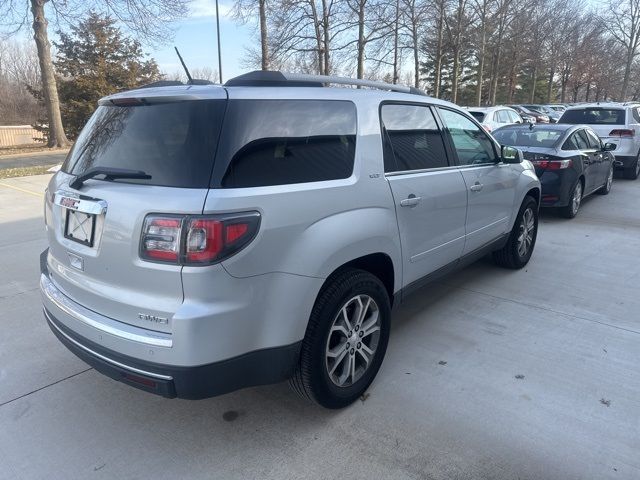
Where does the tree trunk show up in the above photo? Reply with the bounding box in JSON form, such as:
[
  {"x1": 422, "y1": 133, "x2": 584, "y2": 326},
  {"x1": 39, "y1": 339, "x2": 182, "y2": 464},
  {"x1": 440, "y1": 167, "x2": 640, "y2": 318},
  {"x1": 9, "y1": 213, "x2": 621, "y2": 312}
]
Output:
[
  {"x1": 392, "y1": 0, "x2": 399, "y2": 84},
  {"x1": 309, "y1": 0, "x2": 324, "y2": 74},
  {"x1": 475, "y1": 16, "x2": 486, "y2": 106},
  {"x1": 412, "y1": 22, "x2": 419, "y2": 88},
  {"x1": 30, "y1": 0, "x2": 68, "y2": 147},
  {"x1": 529, "y1": 65, "x2": 537, "y2": 103},
  {"x1": 546, "y1": 66, "x2": 554, "y2": 103},
  {"x1": 434, "y1": 1, "x2": 444, "y2": 98},
  {"x1": 322, "y1": 0, "x2": 330, "y2": 75},
  {"x1": 357, "y1": 0, "x2": 365, "y2": 79},
  {"x1": 585, "y1": 81, "x2": 591, "y2": 102},
  {"x1": 490, "y1": 47, "x2": 502, "y2": 105},
  {"x1": 620, "y1": 45, "x2": 634, "y2": 100},
  {"x1": 259, "y1": 0, "x2": 269, "y2": 70}
]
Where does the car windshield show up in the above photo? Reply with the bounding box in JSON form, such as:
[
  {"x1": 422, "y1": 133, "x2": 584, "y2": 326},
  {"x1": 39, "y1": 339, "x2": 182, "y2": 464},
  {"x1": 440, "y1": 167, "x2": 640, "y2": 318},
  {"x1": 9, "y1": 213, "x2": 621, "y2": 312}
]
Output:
[
  {"x1": 493, "y1": 128, "x2": 564, "y2": 148},
  {"x1": 560, "y1": 108, "x2": 626, "y2": 125},
  {"x1": 468, "y1": 111, "x2": 486, "y2": 122}
]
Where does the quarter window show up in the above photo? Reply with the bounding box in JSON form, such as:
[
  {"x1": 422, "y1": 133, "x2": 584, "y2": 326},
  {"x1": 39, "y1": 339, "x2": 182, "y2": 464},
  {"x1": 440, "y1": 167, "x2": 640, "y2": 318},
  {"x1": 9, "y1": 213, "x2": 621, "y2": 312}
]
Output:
[
  {"x1": 574, "y1": 130, "x2": 590, "y2": 150},
  {"x1": 381, "y1": 104, "x2": 449, "y2": 172},
  {"x1": 217, "y1": 100, "x2": 356, "y2": 188},
  {"x1": 584, "y1": 129, "x2": 602, "y2": 149},
  {"x1": 438, "y1": 108, "x2": 498, "y2": 165}
]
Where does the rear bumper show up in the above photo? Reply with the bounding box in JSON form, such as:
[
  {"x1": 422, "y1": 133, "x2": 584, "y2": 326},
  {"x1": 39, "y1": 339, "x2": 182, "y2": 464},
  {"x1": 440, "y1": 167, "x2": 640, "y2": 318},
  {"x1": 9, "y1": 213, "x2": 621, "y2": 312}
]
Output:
[
  {"x1": 45, "y1": 307, "x2": 301, "y2": 399},
  {"x1": 39, "y1": 248, "x2": 310, "y2": 399},
  {"x1": 538, "y1": 169, "x2": 577, "y2": 207}
]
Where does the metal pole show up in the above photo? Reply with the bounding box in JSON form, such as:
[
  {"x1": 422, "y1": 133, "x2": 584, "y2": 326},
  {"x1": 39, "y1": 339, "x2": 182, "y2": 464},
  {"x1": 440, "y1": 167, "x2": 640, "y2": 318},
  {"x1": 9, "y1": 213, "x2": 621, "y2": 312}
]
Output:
[{"x1": 215, "y1": 0, "x2": 223, "y2": 83}]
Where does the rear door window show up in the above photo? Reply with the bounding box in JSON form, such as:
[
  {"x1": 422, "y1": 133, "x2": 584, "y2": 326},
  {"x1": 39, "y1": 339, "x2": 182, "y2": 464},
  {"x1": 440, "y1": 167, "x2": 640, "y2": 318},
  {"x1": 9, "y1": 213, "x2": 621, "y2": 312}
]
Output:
[
  {"x1": 496, "y1": 110, "x2": 510, "y2": 123},
  {"x1": 380, "y1": 104, "x2": 449, "y2": 172},
  {"x1": 585, "y1": 129, "x2": 602, "y2": 149},
  {"x1": 574, "y1": 130, "x2": 590, "y2": 150},
  {"x1": 215, "y1": 100, "x2": 356, "y2": 188},
  {"x1": 63, "y1": 100, "x2": 225, "y2": 188}
]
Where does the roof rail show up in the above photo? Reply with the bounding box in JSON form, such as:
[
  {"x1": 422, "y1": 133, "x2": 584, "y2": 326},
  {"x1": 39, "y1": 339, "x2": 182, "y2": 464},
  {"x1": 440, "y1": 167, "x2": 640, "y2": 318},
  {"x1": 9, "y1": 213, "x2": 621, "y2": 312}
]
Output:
[{"x1": 225, "y1": 70, "x2": 426, "y2": 96}]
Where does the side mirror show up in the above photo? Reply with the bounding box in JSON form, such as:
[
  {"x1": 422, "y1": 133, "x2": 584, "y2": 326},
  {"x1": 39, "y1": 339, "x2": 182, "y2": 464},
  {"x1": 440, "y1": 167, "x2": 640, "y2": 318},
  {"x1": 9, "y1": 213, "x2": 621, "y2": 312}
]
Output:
[
  {"x1": 603, "y1": 142, "x2": 617, "y2": 151},
  {"x1": 501, "y1": 145, "x2": 523, "y2": 164}
]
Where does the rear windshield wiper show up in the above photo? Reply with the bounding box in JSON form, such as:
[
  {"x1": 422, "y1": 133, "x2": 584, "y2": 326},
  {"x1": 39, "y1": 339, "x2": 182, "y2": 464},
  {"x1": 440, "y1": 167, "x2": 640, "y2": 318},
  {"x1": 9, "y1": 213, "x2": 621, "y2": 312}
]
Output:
[{"x1": 70, "y1": 167, "x2": 151, "y2": 190}]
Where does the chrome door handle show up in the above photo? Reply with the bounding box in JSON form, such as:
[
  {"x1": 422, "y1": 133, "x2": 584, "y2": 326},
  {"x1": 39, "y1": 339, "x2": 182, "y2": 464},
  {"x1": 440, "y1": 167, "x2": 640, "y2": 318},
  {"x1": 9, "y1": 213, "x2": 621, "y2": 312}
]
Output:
[
  {"x1": 470, "y1": 182, "x2": 483, "y2": 192},
  {"x1": 400, "y1": 195, "x2": 422, "y2": 207}
]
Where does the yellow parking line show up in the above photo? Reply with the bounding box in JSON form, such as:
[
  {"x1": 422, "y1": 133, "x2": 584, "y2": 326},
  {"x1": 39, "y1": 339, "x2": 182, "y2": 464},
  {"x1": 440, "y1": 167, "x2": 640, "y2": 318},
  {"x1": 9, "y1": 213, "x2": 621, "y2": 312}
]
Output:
[{"x1": 0, "y1": 181, "x2": 44, "y2": 198}]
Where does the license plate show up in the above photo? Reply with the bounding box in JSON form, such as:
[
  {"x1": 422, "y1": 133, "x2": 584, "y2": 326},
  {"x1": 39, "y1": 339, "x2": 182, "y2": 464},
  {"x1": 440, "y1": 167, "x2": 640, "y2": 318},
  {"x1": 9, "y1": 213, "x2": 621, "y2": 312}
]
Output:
[{"x1": 64, "y1": 209, "x2": 96, "y2": 247}]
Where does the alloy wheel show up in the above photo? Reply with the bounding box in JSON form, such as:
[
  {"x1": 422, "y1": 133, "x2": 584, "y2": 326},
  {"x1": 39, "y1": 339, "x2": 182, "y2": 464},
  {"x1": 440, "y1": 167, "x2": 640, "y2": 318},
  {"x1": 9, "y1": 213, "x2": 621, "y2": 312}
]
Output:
[
  {"x1": 571, "y1": 182, "x2": 582, "y2": 215},
  {"x1": 517, "y1": 207, "x2": 535, "y2": 258},
  {"x1": 325, "y1": 294, "x2": 381, "y2": 388}
]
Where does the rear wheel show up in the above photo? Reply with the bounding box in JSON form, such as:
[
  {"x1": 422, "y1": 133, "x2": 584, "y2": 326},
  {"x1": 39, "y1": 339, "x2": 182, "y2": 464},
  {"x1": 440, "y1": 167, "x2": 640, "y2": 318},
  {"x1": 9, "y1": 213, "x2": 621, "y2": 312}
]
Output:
[
  {"x1": 623, "y1": 154, "x2": 640, "y2": 180},
  {"x1": 560, "y1": 180, "x2": 582, "y2": 219},
  {"x1": 597, "y1": 165, "x2": 614, "y2": 195},
  {"x1": 493, "y1": 195, "x2": 538, "y2": 269},
  {"x1": 289, "y1": 269, "x2": 391, "y2": 409}
]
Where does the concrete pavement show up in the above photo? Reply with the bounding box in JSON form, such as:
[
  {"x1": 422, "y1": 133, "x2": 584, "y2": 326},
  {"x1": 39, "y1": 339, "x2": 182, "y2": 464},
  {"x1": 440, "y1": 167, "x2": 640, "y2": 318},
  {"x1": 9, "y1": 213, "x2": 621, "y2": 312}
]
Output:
[{"x1": 0, "y1": 174, "x2": 639, "y2": 480}]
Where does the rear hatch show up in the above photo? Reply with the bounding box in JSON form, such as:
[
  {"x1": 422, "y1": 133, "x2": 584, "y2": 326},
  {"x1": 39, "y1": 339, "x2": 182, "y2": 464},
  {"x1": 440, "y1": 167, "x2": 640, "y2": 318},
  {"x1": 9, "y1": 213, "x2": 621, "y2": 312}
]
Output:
[
  {"x1": 44, "y1": 87, "x2": 226, "y2": 333},
  {"x1": 559, "y1": 107, "x2": 629, "y2": 144}
]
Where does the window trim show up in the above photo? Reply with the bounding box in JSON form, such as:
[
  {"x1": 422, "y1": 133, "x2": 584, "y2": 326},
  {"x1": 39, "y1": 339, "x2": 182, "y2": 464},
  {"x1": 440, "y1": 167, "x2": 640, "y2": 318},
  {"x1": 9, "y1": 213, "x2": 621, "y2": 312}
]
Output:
[
  {"x1": 434, "y1": 105, "x2": 501, "y2": 167},
  {"x1": 379, "y1": 100, "x2": 453, "y2": 176}
]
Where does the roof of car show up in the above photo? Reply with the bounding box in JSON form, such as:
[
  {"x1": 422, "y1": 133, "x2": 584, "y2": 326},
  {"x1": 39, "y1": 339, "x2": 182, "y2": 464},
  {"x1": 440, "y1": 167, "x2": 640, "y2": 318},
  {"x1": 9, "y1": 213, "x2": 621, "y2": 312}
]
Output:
[
  {"x1": 563, "y1": 102, "x2": 626, "y2": 111},
  {"x1": 466, "y1": 106, "x2": 516, "y2": 112},
  {"x1": 495, "y1": 123, "x2": 580, "y2": 132},
  {"x1": 99, "y1": 70, "x2": 460, "y2": 109}
]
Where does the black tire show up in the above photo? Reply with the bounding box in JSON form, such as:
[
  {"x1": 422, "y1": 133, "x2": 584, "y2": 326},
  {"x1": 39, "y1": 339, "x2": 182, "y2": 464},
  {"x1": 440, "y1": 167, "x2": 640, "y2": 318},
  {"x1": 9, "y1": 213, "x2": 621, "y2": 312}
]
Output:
[
  {"x1": 493, "y1": 195, "x2": 538, "y2": 269},
  {"x1": 597, "y1": 165, "x2": 614, "y2": 195},
  {"x1": 623, "y1": 155, "x2": 640, "y2": 180},
  {"x1": 289, "y1": 268, "x2": 391, "y2": 409},
  {"x1": 559, "y1": 180, "x2": 583, "y2": 219}
]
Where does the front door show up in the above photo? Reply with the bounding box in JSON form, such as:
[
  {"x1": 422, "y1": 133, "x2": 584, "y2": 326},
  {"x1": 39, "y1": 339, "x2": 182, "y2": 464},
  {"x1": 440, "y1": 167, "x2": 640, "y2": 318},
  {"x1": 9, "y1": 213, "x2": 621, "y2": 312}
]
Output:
[
  {"x1": 437, "y1": 107, "x2": 519, "y2": 255},
  {"x1": 381, "y1": 103, "x2": 468, "y2": 287}
]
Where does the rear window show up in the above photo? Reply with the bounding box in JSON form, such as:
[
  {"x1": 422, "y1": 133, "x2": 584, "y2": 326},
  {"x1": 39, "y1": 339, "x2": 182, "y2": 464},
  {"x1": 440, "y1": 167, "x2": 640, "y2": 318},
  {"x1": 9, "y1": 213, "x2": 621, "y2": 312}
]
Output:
[
  {"x1": 469, "y1": 111, "x2": 486, "y2": 122},
  {"x1": 214, "y1": 100, "x2": 356, "y2": 188},
  {"x1": 559, "y1": 108, "x2": 626, "y2": 125},
  {"x1": 493, "y1": 128, "x2": 563, "y2": 148},
  {"x1": 62, "y1": 100, "x2": 224, "y2": 188}
]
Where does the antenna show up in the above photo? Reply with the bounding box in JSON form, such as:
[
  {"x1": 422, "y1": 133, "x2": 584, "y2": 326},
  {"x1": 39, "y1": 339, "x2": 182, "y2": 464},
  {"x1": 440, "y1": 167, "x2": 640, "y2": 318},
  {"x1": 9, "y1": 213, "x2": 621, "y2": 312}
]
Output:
[{"x1": 174, "y1": 47, "x2": 193, "y2": 84}]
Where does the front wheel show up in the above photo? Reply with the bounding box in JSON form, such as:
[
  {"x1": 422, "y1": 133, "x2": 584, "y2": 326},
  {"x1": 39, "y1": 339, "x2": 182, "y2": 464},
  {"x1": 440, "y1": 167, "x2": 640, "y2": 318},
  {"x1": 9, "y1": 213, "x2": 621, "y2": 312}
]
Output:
[
  {"x1": 493, "y1": 195, "x2": 538, "y2": 269},
  {"x1": 289, "y1": 269, "x2": 391, "y2": 409}
]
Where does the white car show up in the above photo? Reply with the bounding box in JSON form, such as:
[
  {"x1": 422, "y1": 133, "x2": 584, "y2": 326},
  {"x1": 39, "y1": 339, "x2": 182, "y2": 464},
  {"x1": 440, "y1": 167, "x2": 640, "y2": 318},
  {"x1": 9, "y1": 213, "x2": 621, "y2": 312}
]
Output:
[
  {"x1": 466, "y1": 106, "x2": 523, "y2": 133},
  {"x1": 559, "y1": 103, "x2": 640, "y2": 179}
]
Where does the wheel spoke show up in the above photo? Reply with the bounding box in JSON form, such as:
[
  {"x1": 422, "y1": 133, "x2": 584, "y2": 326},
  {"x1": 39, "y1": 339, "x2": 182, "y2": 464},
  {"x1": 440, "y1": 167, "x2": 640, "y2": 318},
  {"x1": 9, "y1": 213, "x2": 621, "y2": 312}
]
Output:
[
  {"x1": 356, "y1": 348, "x2": 371, "y2": 369},
  {"x1": 329, "y1": 349, "x2": 348, "y2": 376},
  {"x1": 341, "y1": 306, "x2": 353, "y2": 331},
  {"x1": 354, "y1": 296, "x2": 371, "y2": 328},
  {"x1": 327, "y1": 342, "x2": 347, "y2": 358}
]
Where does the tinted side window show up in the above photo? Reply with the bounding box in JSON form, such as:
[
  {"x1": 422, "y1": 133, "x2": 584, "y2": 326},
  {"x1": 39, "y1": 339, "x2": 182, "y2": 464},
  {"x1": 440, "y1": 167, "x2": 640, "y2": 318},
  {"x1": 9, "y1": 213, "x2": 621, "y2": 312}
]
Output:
[
  {"x1": 574, "y1": 130, "x2": 590, "y2": 150},
  {"x1": 216, "y1": 100, "x2": 356, "y2": 188},
  {"x1": 585, "y1": 129, "x2": 601, "y2": 149},
  {"x1": 381, "y1": 104, "x2": 449, "y2": 172},
  {"x1": 562, "y1": 133, "x2": 579, "y2": 150},
  {"x1": 438, "y1": 108, "x2": 498, "y2": 165},
  {"x1": 509, "y1": 111, "x2": 522, "y2": 123},
  {"x1": 633, "y1": 108, "x2": 640, "y2": 123}
]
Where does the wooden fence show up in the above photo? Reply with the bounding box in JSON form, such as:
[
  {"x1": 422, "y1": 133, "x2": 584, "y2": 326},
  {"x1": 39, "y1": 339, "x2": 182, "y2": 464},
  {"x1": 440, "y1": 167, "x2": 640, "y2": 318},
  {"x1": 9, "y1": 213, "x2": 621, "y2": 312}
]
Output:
[{"x1": 0, "y1": 126, "x2": 45, "y2": 147}]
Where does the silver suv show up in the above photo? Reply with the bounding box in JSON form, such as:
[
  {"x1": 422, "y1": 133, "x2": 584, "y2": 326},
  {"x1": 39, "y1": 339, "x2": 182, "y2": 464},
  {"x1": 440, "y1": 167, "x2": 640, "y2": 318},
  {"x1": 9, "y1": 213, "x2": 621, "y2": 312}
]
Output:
[{"x1": 40, "y1": 71, "x2": 541, "y2": 408}]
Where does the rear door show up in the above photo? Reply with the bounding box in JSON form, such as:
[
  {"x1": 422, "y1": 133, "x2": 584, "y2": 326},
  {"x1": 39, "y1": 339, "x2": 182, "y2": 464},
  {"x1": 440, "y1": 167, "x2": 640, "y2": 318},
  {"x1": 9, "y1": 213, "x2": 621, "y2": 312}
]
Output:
[
  {"x1": 44, "y1": 92, "x2": 226, "y2": 333},
  {"x1": 573, "y1": 129, "x2": 598, "y2": 192},
  {"x1": 382, "y1": 103, "x2": 467, "y2": 287},
  {"x1": 584, "y1": 128, "x2": 609, "y2": 185},
  {"x1": 437, "y1": 107, "x2": 519, "y2": 255}
]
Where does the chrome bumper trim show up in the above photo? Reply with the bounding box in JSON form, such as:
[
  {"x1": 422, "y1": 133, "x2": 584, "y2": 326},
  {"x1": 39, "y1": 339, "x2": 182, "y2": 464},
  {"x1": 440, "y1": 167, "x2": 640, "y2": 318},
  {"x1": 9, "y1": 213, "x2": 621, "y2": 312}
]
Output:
[
  {"x1": 40, "y1": 273, "x2": 172, "y2": 348},
  {"x1": 45, "y1": 309, "x2": 173, "y2": 381}
]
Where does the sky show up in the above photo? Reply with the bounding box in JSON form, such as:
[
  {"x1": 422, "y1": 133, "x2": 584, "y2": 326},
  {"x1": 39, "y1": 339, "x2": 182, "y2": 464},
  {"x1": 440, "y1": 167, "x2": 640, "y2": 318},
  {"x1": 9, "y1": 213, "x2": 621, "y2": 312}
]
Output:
[{"x1": 151, "y1": 0, "x2": 254, "y2": 82}]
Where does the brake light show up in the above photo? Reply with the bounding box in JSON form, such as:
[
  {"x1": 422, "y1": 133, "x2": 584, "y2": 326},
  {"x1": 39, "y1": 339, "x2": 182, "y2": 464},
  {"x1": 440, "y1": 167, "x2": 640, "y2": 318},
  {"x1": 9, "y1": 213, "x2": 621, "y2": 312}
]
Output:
[
  {"x1": 609, "y1": 129, "x2": 635, "y2": 137},
  {"x1": 531, "y1": 159, "x2": 572, "y2": 170},
  {"x1": 140, "y1": 213, "x2": 260, "y2": 265}
]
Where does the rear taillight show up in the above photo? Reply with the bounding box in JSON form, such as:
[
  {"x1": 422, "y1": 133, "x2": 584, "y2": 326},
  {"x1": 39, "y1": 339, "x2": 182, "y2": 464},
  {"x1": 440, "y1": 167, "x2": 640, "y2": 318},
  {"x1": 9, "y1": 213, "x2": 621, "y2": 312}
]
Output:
[
  {"x1": 531, "y1": 159, "x2": 572, "y2": 170},
  {"x1": 609, "y1": 129, "x2": 635, "y2": 137},
  {"x1": 141, "y1": 212, "x2": 260, "y2": 265}
]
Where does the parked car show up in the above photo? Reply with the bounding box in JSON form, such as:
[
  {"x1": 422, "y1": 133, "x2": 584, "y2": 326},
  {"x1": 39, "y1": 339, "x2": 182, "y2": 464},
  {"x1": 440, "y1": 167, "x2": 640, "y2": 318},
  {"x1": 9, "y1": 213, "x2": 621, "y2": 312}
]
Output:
[
  {"x1": 547, "y1": 104, "x2": 567, "y2": 113},
  {"x1": 511, "y1": 105, "x2": 550, "y2": 123},
  {"x1": 558, "y1": 103, "x2": 640, "y2": 179},
  {"x1": 493, "y1": 123, "x2": 615, "y2": 218},
  {"x1": 466, "y1": 106, "x2": 523, "y2": 132},
  {"x1": 40, "y1": 71, "x2": 541, "y2": 409},
  {"x1": 521, "y1": 104, "x2": 561, "y2": 123}
]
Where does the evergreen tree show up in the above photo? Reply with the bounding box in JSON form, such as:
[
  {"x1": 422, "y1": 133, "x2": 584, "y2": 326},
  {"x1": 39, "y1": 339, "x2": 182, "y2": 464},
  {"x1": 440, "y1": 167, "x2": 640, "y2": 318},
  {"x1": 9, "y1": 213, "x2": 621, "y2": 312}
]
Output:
[{"x1": 53, "y1": 13, "x2": 160, "y2": 138}]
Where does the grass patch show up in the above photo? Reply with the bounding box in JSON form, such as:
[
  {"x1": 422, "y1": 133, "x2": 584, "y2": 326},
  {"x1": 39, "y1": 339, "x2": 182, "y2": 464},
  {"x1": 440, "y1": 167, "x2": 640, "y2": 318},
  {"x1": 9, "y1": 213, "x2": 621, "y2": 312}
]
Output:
[
  {"x1": 0, "y1": 165, "x2": 56, "y2": 179},
  {"x1": 0, "y1": 144, "x2": 69, "y2": 157}
]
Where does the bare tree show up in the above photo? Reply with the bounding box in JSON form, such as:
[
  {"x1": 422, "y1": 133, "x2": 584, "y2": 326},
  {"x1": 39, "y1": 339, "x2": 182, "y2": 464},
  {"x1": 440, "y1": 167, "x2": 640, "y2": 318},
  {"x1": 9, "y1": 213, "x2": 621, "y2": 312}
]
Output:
[
  {"x1": 0, "y1": 0, "x2": 189, "y2": 147},
  {"x1": 604, "y1": 0, "x2": 640, "y2": 99}
]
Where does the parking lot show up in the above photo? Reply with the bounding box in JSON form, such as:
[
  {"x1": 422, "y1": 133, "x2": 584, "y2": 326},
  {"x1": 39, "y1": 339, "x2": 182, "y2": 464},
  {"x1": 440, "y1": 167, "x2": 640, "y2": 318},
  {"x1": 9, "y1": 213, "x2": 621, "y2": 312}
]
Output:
[{"x1": 1, "y1": 173, "x2": 639, "y2": 480}]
